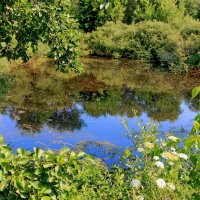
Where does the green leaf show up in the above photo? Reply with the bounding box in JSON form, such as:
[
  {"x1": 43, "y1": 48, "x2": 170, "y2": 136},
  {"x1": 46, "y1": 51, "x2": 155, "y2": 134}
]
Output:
[
  {"x1": 17, "y1": 158, "x2": 30, "y2": 165},
  {"x1": 43, "y1": 162, "x2": 54, "y2": 169},
  {"x1": 31, "y1": 181, "x2": 43, "y2": 190},
  {"x1": 185, "y1": 135, "x2": 200, "y2": 149},
  {"x1": 0, "y1": 180, "x2": 8, "y2": 191},
  {"x1": 41, "y1": 197, "x2": 52, "y2": 200},
  {"x1": 192, "y1": 87, "x2": 200, "y2": 99},
  {"x1": 105, "y1": 2, "x2": 110, "y2": 9},
  {"x1": 34, "y1": 147, "x2": 44, "y2": 158},
  {"x1": 1, "y1": 42, "x2": 7, "y2": 48},
  {"x1": 0, "y1": 135, "x2": 4, "y2": 143},
  {"x1": 17, "y1": 148, "x2": 25, "y2": 156}
]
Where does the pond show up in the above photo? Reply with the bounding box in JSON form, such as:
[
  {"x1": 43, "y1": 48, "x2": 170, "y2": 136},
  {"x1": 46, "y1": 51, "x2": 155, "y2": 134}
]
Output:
[{"x1": 0, "y1": 58, "x2": 199, "y2": 165}]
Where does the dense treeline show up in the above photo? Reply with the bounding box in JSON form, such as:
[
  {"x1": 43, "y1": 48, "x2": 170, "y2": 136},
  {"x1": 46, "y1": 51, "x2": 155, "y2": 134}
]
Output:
[
  {"x1": 75, "y1": 0, "x2": 200, "y2": 32},
  {"x1": 0, "y1": 0, "x2": 199, "y2": 71}
]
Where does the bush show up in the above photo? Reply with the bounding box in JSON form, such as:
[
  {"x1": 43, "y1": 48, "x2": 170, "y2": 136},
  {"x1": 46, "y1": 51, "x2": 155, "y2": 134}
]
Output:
[
  {"x1": 85, "y1": 21, "x2": 186, "y2": 70},
  {"x1": 121, "y1": 120, "x2": 200, "y2": 200},
  {"x1": 85, "y1": 19, "x2": 200, "y2": 71},
  {"x1": 134, "y1": 21, "x2": 184, "y2": 69},
  {"x1": 176, "y1": 18, "x2": 200, "y2": 68},
  {"x1": 0, "y1": 135, "x2": 131, "y2": 200},
  {"x1": 0, "y1": 121, "x2": 200, "y2": 199}
]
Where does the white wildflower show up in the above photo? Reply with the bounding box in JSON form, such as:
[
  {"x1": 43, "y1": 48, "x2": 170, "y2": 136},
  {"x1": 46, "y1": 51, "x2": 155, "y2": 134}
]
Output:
[
  {"x1": 137, "y1": 195, "x2": 144, "y2": 200},
  {"x1": 155, "y1": 161, "x2": 164, "y2": 169},
  {"x1": 162, "y1": 151, "x2": 179, "y2": 161},
  {"x1": 153, "y1": 156, "x2": 159, "y2": 161},
  {"x1": 171, "y1": 147, "x2": 176, "y2": 152},
  {"x1": 138, "y1": 147, "x2": 144, "y2": 152},
  {"x1": 167, "y1": 183, "x2": 175, "y2": 190},
  {"x1": 156, "y1": 179, "x2": 166, "y2": 189},
  {"x1": 168, "y1": 135, "x2": 178, "y2": 142},
  {"x1": 169, "y1": 161, "x2": 174, "y2": 166},
  {"x1": 130, "y1": 179, "x2": 141, "y2": 189},
  {"x1": 161, "y1": 142, "x2": 167, "y2": 147},
  {"x1": 144, "y1": 142, "x2": 154, "y2": 149},
  {"x1": 178, "y1": 153, "x2": 188, "y2": 160},
  {"x1": 172, "y1": 151, "x2": 178, "y2": 155}
]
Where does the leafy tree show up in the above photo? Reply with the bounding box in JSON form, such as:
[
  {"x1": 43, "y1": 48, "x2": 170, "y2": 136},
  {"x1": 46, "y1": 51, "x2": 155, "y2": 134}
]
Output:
[
  {"x1": 0, "y1": 0, "x2": 81, "y2": 72},
  {"x1": 123, "y1": 0, "x2": 200, "y2": 24},
  {"x1": 74, "y1": 0, "x2": 127, "y2": 32},
  {"x1": 184, "y1": 0, "x2": 200, "y2": 20}
]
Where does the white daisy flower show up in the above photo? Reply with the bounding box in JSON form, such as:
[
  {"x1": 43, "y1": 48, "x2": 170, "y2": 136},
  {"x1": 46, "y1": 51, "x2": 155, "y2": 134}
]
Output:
[
  {"x1": 178, "y1": 153, "x2": 188, "y2": 160},
  {"x1": 167, "y1": 182, "x2": 175, "y2": 190},
  {"x1": 138, "y1": 147, "x2": 144, "y2": 152},
  {"x1": 153, "y1": 156, "x2": 159, "y2": 161},
  {"x1": 130, "y1": 179, "x2": 141, "y2": 189},
  {"x1": 161, "y1": 142, "x2": 167, "y2": 147},
  {"x1": 171, "y1": 147, "x2": 176, "y2": 152},
  {"x1": 155, "y1": 161, "x2": 164, "y2": 169},
  {"x1": 169, "y1": 161, "x2": 174, "y2": 166},
  {"x1": 144, "y1": 142, "x2": 154, "y2": 149},
  {"x1": 156, "y1": 179, "x2": 166, "y2": 189},
  {"x1": 168, "y1": 135, "x2": 178, "y2": 142},
  {"x1": 137, "y1": 195, "x2": 144, "y2": 200}
]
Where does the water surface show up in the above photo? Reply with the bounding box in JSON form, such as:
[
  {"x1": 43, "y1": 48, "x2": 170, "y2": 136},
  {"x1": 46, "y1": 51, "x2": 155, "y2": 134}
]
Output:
[{"x1": 0, "y1": 58, "x2": 199, "y2": 164}]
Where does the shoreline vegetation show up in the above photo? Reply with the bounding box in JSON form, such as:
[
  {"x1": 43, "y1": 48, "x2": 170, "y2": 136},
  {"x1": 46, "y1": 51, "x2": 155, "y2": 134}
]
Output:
[
  {"x1": 0, "y1": 116, "x2": 199, "y2": 199},
  {"x1": 83, "y1": 19, "x2": 200, "y2": 71},
  {"x1": 1, "y1": 1, "x2": 200, "y2": 72}
]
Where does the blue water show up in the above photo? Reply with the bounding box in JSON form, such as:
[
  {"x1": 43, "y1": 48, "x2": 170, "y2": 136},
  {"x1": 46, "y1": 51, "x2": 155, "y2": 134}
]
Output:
[{"x1": 0, "y1": 59, "x2": 199, "y2": 164}]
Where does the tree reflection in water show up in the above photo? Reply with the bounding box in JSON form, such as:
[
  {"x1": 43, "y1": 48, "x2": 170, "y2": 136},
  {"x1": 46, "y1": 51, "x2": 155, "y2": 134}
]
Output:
[{"x1": 0, "y1": 58, "x2": 199, "y2": 135}]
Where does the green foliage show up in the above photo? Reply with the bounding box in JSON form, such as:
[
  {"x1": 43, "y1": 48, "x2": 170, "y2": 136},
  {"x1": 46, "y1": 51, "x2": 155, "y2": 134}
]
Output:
[
  {"x1": 73, "y1": 0, "x2": 127, "y2": 32},
  {"x1": 192, "y1": 87, "x2": 200, "y2": 99},
  {"x1": 0, "y1": 122, "x2": 199, "y2": 199},
  {"x1": 0, "y1": 0, "x2": 81, "y2": 72},
  {"x1": 0, "y1": 135, "x2": 131, "y2": 199},
  {"x1": 1, "y1": 0, "x2": 199, "y2": 72},
  {"x1": 190, "y1": 87, "x2": 200, "y2": 134},
  {"x1": 176, "y1": 18, "x2": 200, "y2": 68},
  {"x1": 123, "y1": 0, "x2": 200, "y2": 24},
  {"x1": 184, "y1": 0, "x2": 200, "y2": 20},
  {"x1": 86, "y1": 21, "x2": 193, "y2": 70}
]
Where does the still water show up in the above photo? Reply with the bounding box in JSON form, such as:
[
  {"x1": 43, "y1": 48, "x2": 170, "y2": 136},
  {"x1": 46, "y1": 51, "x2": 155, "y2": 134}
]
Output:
[{"x1": 0, "y1": 58, "x2": 199, "y2": 164}]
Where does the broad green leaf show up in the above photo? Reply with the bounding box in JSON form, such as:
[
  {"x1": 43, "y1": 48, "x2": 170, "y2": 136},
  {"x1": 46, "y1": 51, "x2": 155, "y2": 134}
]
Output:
[
  {"x1": 43, "y1": 162, "x2": 54, "y2": 169},
  {"x1": 41, "y1": 197, "x2": 52, "y2": 200},
  {"x1": 192, "y1": 87, "x2": 200, "y2": 99}
]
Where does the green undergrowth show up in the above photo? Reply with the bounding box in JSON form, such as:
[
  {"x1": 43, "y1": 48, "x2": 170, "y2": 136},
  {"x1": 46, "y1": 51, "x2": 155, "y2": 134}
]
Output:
[{"x1": 0, "y1": 122, "x2": 199, "y2": 199}]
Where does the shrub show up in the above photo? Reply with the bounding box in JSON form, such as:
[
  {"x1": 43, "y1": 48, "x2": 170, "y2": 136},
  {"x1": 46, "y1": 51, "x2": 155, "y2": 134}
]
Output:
[
  {"x1": 0, "y1": 135, "x2": 131, "y2": 200},
  {"x1": 0, "y1": 121, "x2": 199, "y2": 199},
  {"x1": 85, "y1": 21, "x2": 137, "y2": 58},
  {"x1": 85, "y1": 19, "x2": 200, "y2": 71},
  {"x1": 85, "y1": 21, "x2": 186, "y2": 70},
  {"x1": 134, "y1": 21, "x2": 185, "y2": 70},
  {"x1": 121, "y1": 120, "x2": 200, "y2": 200},
  {"x1": 176, "y1": 18, "x2": 200, "y2": 68}
]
